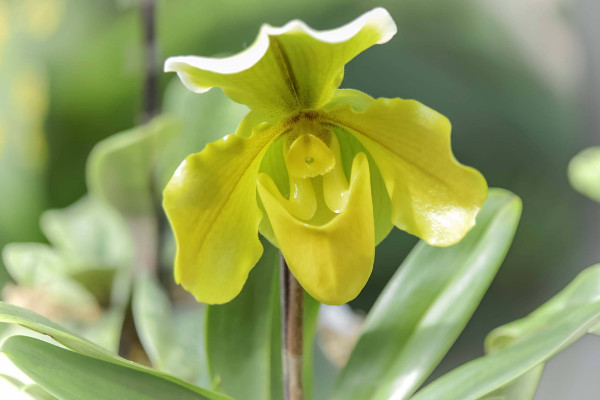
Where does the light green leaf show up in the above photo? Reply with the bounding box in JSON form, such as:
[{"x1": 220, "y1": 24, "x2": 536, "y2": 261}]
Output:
[
  {"x1": 206, "y1": 240, "x2": 321, "y2": 400},
  {"x1": 132, "y1": 274, "x2": 209, "y2": 385},
  {"x1": 568, "y1": 147, "x2": 600, "y2": 202},
  {"x1": 412, "y1": 264, "x2": 600, "y2": 400},
  {"x1": 22, "y1": 384, "x2": 59, "y2": 400},
  {"x1": 40, "y1": 196, "x2": 131, "y2": 272},
  {"x1": 411, "y1": 306, "x2": 600, "y2": 400},
  {"x1": 477, "y1": 365, "x2": 543, "y2": 400},
  {"x1": 332, "y1": 188, "x2": 522, "y2": 400},
  {"x1": 173, "y1": 307, "x2": 210, "y2": 387},
  {"x1": 2, "y1": 336, "x2": 226, "y2": 400},
  {"x1": 0, "y1": 301, "x2": 229, "y2": 399},
  {"x1": 87, "y1": 117, "x2": 178, "y2": 216},
  {"x1": 133, "y1": 274, "x2": 174, "y2": 371},
  {"x1": 303, "y1": 294, "x2": 320, "y2": 400},
  {"x1": 206, "y1": 240, "x2": 281, "y2": 400},
  {"x1": 2, "y1": 243, "x2": 67, "y2": 286},
  {"x1": 0, "y1": 301, "x2": 115, "y2": 360},
  {"x1": 2, "y1": 243, "x2": 101, "y2": 320},
  {"x1": 474, "y1": 262, "x2": 600, "y2": 399},
  {"x1": 0, "y1": 373, "x2": 57, "y2": 400}
]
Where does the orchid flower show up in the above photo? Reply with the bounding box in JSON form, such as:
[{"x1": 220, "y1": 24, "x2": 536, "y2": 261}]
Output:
[{"x1": 163, "y1": 8, "x2": 487, "y2": 305}]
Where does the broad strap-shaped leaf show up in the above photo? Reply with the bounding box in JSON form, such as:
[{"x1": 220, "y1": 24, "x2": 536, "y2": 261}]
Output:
[
  {"x1": 324, "y1": 89, "x2": 488, "y2": 246},
  {"x1": 205, "y1": 240, "x2": 280, "y2": 400},
  {"x1": 332, "y1": 188, "x2": 521, "y2": 400},
  {"x1": 0, "y1": 301, "x2": 227, "y2": 399},
  {"x1": 206, "y1": 240, "x2": 322, "y2": 400},
  {"x1": 476, "y1": 366, "x2": 543, "y2": 400},
  {"x1": 0, "y1": 373, "x2": 58, "y2": 400},
  {"x1": 303, "y1": 294, "x2": 320, "y2": 400},
  {"x1": 411, "y1": 264, "x2": 600, "y2": 400},
  {"x1": 1, "y1": 336, "x2": 229, "y2": 400},
  {"x1": 568, "y1": 146, "x2": 600, "y2": 203},
  {"x1": 164, "y1": 8, "x2": 396, "y2": 114}
]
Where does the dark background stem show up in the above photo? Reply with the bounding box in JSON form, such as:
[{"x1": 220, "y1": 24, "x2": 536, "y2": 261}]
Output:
[
  {"x1": 119, "y1": 0, "x2": 161, "y2": 359},
  {"x1": 281, "y1": 254, "x2": 305, "y2": 400},
  {"x1": 140, "y1": 0, "x2": 160, "y2": 123}
]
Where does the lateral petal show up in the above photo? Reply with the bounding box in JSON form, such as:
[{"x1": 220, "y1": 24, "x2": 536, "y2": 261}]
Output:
[
  {"x1": 163, "y1": 114, "x2": 280, "y2": 304},
  {"x1": 324, "y1": 89, "x2": 488, "y2": 246}
]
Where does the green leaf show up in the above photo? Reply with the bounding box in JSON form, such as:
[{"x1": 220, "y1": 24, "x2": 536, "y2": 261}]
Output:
[
  {"x1": 0, "y1": 373, "x2": 58, "y2": 400},
  {"x1": 568, "y1": 146, "x2": 600, "y2": 202},
  {"x1": 476, "y1": 365, "x2": 543, "y2": 400},
  {"x1": 332, "y1": 188, "x2": 522, "y2": 400},
  {"x1": 2, "y1": 336, "x2": 227, "y2": 400},
  {"x1": 40, "y1": 196, "x2": 132, "y2": 272},
  {"x1": 173, "y1": 307, "x2": 211, "y2": 387},
  {"x1": 206, "y1": 239, "x2": 321, "y2": 400},
  {"x1": 132, "y1": 274, "x2": 209, "y2": 385},
  {"x1": 2, "y1": 196, "x2": 133, "y2": 351},
  {"x1": 133, "y1": 274, "x2": 175, "y2": 371},
  {"x1": 22, "y1": 384, "x2": 60, "y2": 400},
  {"x1": 0, "y1": 301, "x2": 230, "y2": 399},
  {"x1": 412, "y1": 264, "x2": 600, "y2": 400},
  {"x1": 206, "y1": 240, "x2": 281, "y2": 400},
  {"x1": 303, "y1": 294, "x2": 320, "y2": 400},
  {"x1": 87, "y1": 117, "x2": 178, "y2": 216},
  {"x1": 2, "y1": 243, "x2": 101, "y2": 319}
]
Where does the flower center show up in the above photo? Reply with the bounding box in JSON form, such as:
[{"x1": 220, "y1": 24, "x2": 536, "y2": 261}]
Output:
[
  {"x1": 285, "y1": 133, "x2": 335, "y2": 178},
  {"x1": 269, "y1": 114, "x2": 353, "y2": 223},
  {"x1": 284, "y1": 117, "x2": 335, "y2": 179}
]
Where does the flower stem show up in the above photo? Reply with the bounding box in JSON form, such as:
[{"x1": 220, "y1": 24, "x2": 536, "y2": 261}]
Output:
[{"x1": 280, "y1": 253, "x2": 304, "y2": 400}]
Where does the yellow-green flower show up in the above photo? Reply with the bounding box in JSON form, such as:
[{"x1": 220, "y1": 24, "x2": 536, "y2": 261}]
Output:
[{"x1": 163, "y1": 8, "x2": 487, "y2": 305}]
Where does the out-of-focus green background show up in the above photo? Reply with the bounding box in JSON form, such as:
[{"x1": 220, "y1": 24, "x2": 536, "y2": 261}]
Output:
[{"x1": 1, "y1": 0, "x2": 599, "y2": 397}]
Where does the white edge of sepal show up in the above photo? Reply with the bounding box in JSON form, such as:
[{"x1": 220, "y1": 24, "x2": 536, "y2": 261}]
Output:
[{"x1": 163, "y1": 7, "x2": 397, "y2": 80}]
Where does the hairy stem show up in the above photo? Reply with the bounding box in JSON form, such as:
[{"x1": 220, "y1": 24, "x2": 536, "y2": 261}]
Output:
[{"x1": 281, "y1": 254, "x2": 304, "y2": 400}]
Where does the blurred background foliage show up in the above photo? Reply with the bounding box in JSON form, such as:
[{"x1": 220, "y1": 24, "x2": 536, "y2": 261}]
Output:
[{"x1": 0, "y1": 0, "x2": 598, "y2": 397}]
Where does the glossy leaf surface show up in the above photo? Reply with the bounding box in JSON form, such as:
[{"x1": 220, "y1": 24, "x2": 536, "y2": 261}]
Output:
[
  {"x1": 412, "y1": 264, "x2": 600, "y2": 400},
  {"x1": 2, "y1": 336, "x2": 223, "y2": 400},
  {"x1": 332, "y1": 188, "x2": 522, "y2": 400},
  {"x1": 0, "y1": 302, "x2": 228, "y2": 399},
  {"x1": 206, "y1": 240, "x2": 281, "y2": 400},
  {"x1": 206, "y1": 240, "x2": 322, "y2": 400}
]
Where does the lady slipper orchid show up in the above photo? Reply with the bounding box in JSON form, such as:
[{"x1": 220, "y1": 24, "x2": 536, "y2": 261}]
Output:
[{"x1": 163, "y1": 8, "x2": 487, "y2": 305}]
